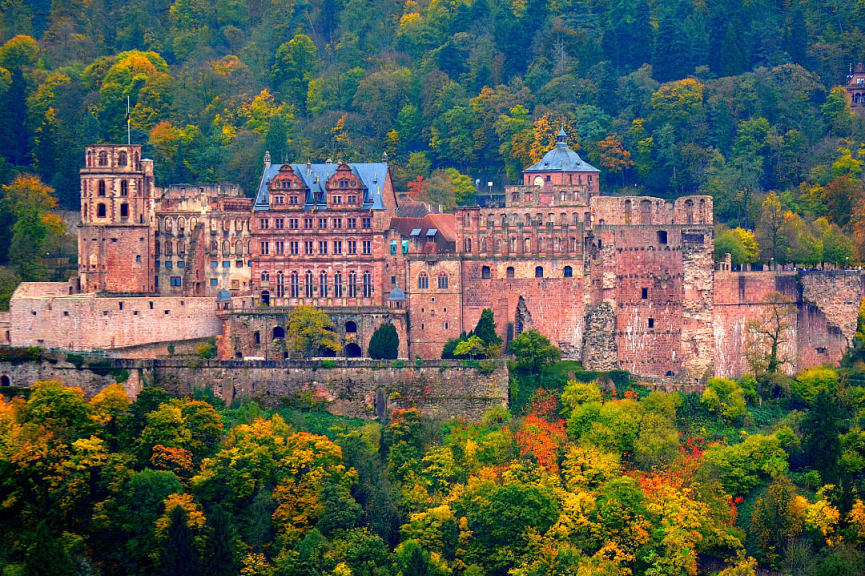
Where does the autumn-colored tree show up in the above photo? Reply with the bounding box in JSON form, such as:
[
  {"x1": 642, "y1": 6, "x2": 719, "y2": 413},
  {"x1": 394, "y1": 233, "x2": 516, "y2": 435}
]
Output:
[
  {"x1": 746, "y1": 291, "x2": 795, "y2": 376},
  {"x1": 598, "y1": 135, "x2": 633, "y2": 185},
  {"x1": 286, "y1": 305, "x2": 341, "y2": 359}
]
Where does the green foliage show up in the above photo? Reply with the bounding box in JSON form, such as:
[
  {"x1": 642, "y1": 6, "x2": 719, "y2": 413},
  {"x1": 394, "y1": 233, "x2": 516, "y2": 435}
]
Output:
[
  {"x1": 715, "y1": 227, "x2": 760, "y2": 266},
  {"x1": 285, "y1": 305, "x2": 341, "y2": 360},
  {"x1": 701, "y1": 377, "x2": 747, "y2": 422},
  {"x1": 368, "y1": 323, "x2": 399, "y2": 360},
  {"x1": 508, "y1": 330, "x2": 561, "y2": 373}
]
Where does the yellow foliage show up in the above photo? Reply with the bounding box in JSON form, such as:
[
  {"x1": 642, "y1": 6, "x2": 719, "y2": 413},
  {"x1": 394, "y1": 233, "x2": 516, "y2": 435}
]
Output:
[
  {"x1": 154, "y1": 493, "x2": 206, "y2": 539},
  {"x1": 848, "y1": 498, "x2": 865, "y2": 543}
]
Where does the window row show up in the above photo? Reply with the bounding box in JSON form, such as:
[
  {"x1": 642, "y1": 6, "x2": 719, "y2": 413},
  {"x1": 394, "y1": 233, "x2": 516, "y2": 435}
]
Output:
[
  {"x1": 417, "y1": 273, "x2": 449, "y2": 289},
  {"x1": 259, "y1": 216, "x2": 372, "y2": 230},
  {"x1": 261, "y1": 271, "x2": 374, "y2": 299},
  {"x1": 259, "y1": 239, "x2": 371, "y2": 256},
  {"x1": 464, "y1": 236, "x2": 581, "y2": 254},
  {"x1": 472, "y1": 211, "x2": 592, "y2": 229},
  {"x1": 86, "y1": 149, "x2": 138, "y2": 168},
  {"x1": 86, "y1": 202, "x2": 130, "y2": 220},
  {"x1": 159, "y1": 217, "x2": 249, "y2": 234},
  {"x1": 84, "y1": 179, "x2": 132, "y2": 198},
  {"x1": 479, "y1": 265, "x2": 573, "y2": 279}
]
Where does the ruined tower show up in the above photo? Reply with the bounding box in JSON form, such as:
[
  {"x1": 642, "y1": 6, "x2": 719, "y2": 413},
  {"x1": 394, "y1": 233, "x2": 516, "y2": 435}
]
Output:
[{"x1": 78, "y1": 145, "x2": 155, "y2": 293}]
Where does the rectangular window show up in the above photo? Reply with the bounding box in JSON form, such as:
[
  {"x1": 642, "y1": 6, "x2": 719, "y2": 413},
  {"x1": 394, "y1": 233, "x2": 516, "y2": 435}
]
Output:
[
  {"x1": 210, "y1": 278, "x2": 218, "y2": 286},
  {"x1": 289, "y1": 218, "x2": 299, "y2": 229},
  {"x1": 290, "y1": 241, "x2": 299, "y2": 255},
  {"x1": 348, "y1": 217, "x2": 357, "y2": 229},
  {"x1": 657, "y1": 230, "x2": 668, "y2": 244},
  {"x1": 648, "y1": 318, "x2": 655, "y2": 329},
  {"x1": 334, "y1": 218, "x2": 342, "y2": 229},
  {"x1": 177, "y1": 261, "x2": 185, "y2": 268},
  {"x1": 165, "y1": 261, "x2": 172, "y2": 269},
  {"x1": 362, "y1": 240, "x2": 371, "y2": 255},
  {"x1": 170, "y1": 276, "x2": 181, "y2": 287},
  {"x1": 333, "y1": 196, "x2": 342, "y2": 205},
  {"x1": 261, "y1": 241, "x2": 269, "y2": 255},
  {"x1": 155, "y1": 261, "x2": 160, "y2": 270},
  {"x1": 304, "y1": 217, "x2": 313, "y2": 228},
  {"x1": 334, "y1": 241, "x2": 342, "y2": 254},
  {"x1": 260, "y1": 218, "x2": 269, "y2": 230},
  {"x1": 348, "y1": 240, "x2": 357, "y2": 255},
  {"x1": 222, "y1": 261, "x2": 230, "y2": 268},
  {"x1": 211, "y1": 261, "x2": 218, "y2": 268},
  {"x1": 289, "y1": 195, "x2": 298, "y2": 204},
  {"x1": 304, "y1": 241, "x2": 313, "y2": 255},
  {"x1": 362, "y1": 217, "x2": 371, "y2": 229},
  {"x1": 641, "y1": 287, "x2": 648, "y2": 299},
  {"x1": 390, "y1": 240, "x2": 397, "y2": 254},
  {"x1": 318, "y1": 218, "x2": 327, "y2": 229},
  {"x1": 235, "y1": 260, "x2": 243, "y2": 267},
  {"x1": 275, "y1": 241, "x2": 284, "y2": 255},
  {"x1": 402, "y1": 240, "x2": 409, "y2": 254},
  {"x1": 274, "y1": 218, "x2": 284, "y2": 229},
  {"x1": 319, "y1": 241, "x2": 328, "y2": 255}
]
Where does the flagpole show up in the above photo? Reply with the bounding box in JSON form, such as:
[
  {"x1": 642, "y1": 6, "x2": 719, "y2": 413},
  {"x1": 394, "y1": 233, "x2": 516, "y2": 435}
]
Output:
[{"x1": 126, "y1": 96, "x2": 131, "y2": 145}]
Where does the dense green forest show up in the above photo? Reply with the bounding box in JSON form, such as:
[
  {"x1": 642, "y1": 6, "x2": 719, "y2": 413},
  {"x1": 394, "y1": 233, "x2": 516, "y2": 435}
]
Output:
[
  {"x1": 2, "y1": 314, "x2": 865, "y2": 575},
  {"x1": 3, "y1": 1, "x2": 865, "y2": 256}
]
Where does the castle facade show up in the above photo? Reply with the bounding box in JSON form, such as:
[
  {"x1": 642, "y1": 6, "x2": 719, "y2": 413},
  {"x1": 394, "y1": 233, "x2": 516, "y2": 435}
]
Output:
[{"x1": 7, "y1": 135, "x2": 865, "y2": 385}]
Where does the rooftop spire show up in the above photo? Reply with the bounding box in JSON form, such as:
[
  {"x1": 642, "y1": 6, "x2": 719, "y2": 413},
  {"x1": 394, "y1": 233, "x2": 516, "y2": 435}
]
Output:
[{"x1": 556, "y1": 127, "x2": 568, "y2": 148}]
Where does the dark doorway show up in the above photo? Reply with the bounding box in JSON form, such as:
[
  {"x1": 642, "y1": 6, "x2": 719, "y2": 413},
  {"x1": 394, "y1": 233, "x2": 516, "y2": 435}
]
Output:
[
  {"x1": 0, "y1": 375, "x2": 10, "y2": 387},
  {"x1": 345, "y1": 343, "x2": 362, "y2": 357},
  {"x1": 345, "y1": 321, "x2": 357, "y2": 333},
  {"x1": 261, "y1": 290, "x2": 270, "y2": 306},
  {"x1": 272, "y1": 326, "x2": 285, "y2": 340}
]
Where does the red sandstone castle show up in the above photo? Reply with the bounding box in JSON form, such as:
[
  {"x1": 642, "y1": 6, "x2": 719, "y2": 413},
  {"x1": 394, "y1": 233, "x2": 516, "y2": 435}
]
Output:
[{"x1": 7, "y1": 133, "x2": 865, "y2": 386}]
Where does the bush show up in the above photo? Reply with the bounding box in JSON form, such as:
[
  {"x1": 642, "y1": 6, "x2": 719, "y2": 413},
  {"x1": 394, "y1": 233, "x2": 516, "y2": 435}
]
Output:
[
  {"x1": 196, "y1": 339, "x2": 217, "y2": 359},
  {"x1": 369, "y1": 323, "x2": 399, "y2": 359},
  {"x1": 508, "y1": 330, "x2": 561, "y2": 373},
  {"x1": 0, "y1": 347, "x2": 42, "y2": 364}
]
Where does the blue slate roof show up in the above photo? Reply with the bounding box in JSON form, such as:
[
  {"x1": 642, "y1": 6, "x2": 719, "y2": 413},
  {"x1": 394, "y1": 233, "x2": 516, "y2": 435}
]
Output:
[
  {"x1": 388, "y1": 285, "x2": 405, "y2": 301},
  {"x1": 253, "y1": 163, "x2": 389, "y2": 211},
  {"x1": 523, "y1": 129, "x2": 599, "y2": 174},
  {"x1": 216, "y1": 288, "x2": 232, "y2": 302}
]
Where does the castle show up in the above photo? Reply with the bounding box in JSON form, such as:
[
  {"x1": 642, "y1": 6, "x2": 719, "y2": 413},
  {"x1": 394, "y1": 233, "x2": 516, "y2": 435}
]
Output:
[{"x1": 6, "y1": 133, "x2": 865, "y2": 386}]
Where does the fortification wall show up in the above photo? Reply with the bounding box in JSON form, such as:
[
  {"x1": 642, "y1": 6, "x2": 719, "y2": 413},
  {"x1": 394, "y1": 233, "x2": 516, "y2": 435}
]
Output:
[
  {"x1": 10, "y1": 285, "x2": 221, "y2": 350},
  {"x1": 712, "y1": 271, "x2": 862, "y2": 378},
  {"x1": 0, "y1": 358, "x2": 508, "y2": 421}
]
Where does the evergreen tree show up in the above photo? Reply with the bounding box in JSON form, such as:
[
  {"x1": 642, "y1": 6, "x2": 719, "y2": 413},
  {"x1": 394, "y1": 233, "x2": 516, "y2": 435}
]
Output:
[
  {"x1": 472, "y1": 308, "x2": 502, "y2": 347},
  {"x1": 368, "y1": 322, "x2": 399, "y2": 359},
  {"x1": 204, "y1": 505, "x2": 237, "y2": 576},
  {"x1": 265, "y1": 114, "x2": 289, "y2": 163},
  {"x1": 786, "y1": 6, "x2": 807, "y2": 65},
  {"x1": 0, "y1": 67, "x2": 30, "y2": 166},
  {"x1": 160, "y1": 506, "x2": 199, "y2": 576},
  {"x1": 652, "y1": 10, "x2": 691, "y2": 82}
]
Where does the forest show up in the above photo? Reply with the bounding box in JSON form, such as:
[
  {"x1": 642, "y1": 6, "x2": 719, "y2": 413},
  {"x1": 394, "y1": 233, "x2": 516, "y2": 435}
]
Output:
[
  {"x1": 3, "y1": 1, "x2": 865, "y2": 282},
  {"x1": 1, "y1": 308, "x2": 865, "y2": 575}
]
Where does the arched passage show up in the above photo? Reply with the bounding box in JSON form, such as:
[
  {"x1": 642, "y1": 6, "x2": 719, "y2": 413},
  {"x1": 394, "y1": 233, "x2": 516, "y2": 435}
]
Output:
[
  {"x1": 0, "y1": 374, "x2": 10, "y2": 387},
  {"x1": 345, "y1": 321, "x2": 357, "y2": 333},
  {"x1": 272, "y1": 326, "x2": 285, "y2": 340},
  {"x1": 344, "y1": 343, "x2": 362, "y2": 358}
]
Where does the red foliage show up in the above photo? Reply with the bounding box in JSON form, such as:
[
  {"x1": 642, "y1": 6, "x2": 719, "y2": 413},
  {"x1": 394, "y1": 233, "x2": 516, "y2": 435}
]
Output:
[
  {"x1": 525, "y1": 388, "x2": 559, "y2": 421},
  {"x1": 515, "y1": 413, "x2": 566, "y2": 471},
  {"x1": 407, "y1": 176, "x2": 427, "y2": 200}
]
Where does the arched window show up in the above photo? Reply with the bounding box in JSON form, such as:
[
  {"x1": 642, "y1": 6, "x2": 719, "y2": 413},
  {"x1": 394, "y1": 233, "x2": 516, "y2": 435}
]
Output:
[
  {"x1": 438, "y1": 274, "x2": 448, "y2": 289},
  {"x1": 418, "y1": 272, "x2": 429, "y2": 289},
  {"x1": 524, "y1": 237, "x2": 531, "y2": 252},
  {"x1": 222, "y1": 241, "x2": 230, "y2": 256},
  {"x1": 253, "y1": 331, "x2": 261, "y2": 345},
  {"x1": 211, "y1": 241, "x2": 219, "y2": 255},
  {"x1": 481, "y1": 265, "x2": 491, "y2": 279},
  {"x1": 535, "y1": 266, "x2": 544, "y2": 278},
  {"x1": 118, "y1": 151, "x2": 127, "y2": 166},
  {"x1": 120, "y1": 180, "x2": 128, "y2": 196},
  {"x1": 276, "y1": 272, "x2": 285, "y2": 298},
  {"x1": 98, "y1": 181, "x2": 106, "y2": 197},
  {"x1": 98, "y1": 151, "x2": 108, "y2": 166},
  {"x1": 305, "y1": 271, "x2": 314, "y2": 298},
  {"x1": 348, "y1": 271, "x2": 357, "y2": 297},
  {"x1": 290, "y1": 272, "x2": 299, "y2": 298},
  {"x1": 624, "y1": 199, "x2": 632, "y2": 224},
  {"x1": 260, "y1": 291, "x2": 270, "y2": 306},
  {"x1": 363, "y1": 271, "x2": 372, "y2": 297},
  {"x1": 346, "y1": 321, "x2": 357, "y2": 333},
  {"x1": 273, "y1": 326, "x2": 285, "y2": 340},
  {"x1": 506, "y1": 266, "x2": 515, "y2": 278},
  {"x1": 164, "y1": 240, "x2": 173, "y2": 256},
  {"x1": 685, "y1": 199, "x2": 694, "y2": 224},
  {"x1": 640, "y1": 199, "x2": 652, "y2": 224},
  {"x1": 1, "y1": 374, "x2": 10, "y2": 387},
  {"x1": 235, "y1": 241, "x2": 243, "y2": 256},
  {"x1": 563, "y1": 265, "x2": 573, "y2": 278},
  {"x1": 345, "y1": 343, "x2": 362, "y2": 357},
  {"x1": 334, "y1": 271, "x2": 343, "y2": 297},
  {"x1": 320, "y1": 272, "x2": 328, "y2": 297},
  {"x1": 97, "y1": 203, "x2": 106, "y2": 218}
]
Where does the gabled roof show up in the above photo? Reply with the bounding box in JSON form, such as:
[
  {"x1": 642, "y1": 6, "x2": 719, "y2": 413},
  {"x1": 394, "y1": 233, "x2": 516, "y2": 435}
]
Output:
[
  {"x1": 523, "y1": 130, "x2": 599, "y2": 174},
  {"x1": 253, "y1": 163, "x2": 389, "y2": 211}
]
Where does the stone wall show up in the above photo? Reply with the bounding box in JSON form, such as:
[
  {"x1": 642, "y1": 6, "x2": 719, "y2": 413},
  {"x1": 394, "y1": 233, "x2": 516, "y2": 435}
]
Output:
[
  {"x1": 10, "y1": 285, "x2": 221, "y2": 350},
  {"x1": 0, "y1": 358, "x2": 508, "y2": 421}
]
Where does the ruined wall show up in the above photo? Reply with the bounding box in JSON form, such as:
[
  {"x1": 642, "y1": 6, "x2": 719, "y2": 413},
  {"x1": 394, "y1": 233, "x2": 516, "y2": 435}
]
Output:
[
  {"x1": 712, "y1": 271, "x2": 863, "y2": 378},
  {"x1": 218, "y1": 307, "x2": 409, "y2": 360},
  {"x1": 10, "y1": 285, "x2": 221, "y2": 350},
  {"x1": 407, "y1": 258, "x2": 462, "y2": 359},
  {"x1": 0, "y1": 358, "x2": 508, "y2": 421}
]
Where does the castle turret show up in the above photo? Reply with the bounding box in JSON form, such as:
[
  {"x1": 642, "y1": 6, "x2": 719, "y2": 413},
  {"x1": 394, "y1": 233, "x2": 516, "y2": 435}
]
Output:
[{"x1": 78, "y1": 144, "x2": 155, "y2": 293}]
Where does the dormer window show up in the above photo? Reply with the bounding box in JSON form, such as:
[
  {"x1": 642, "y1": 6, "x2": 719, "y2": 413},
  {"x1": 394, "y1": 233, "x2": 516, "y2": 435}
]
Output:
[
  {"x1": 289, "y1": 196, "x2": 298, "y2": 204},
  {"x1": 273, "y1": 195, "x2": 284, "y2": 205},
  {"x1": 282, "y1": 181, "x2": 289, "y2": 189}
]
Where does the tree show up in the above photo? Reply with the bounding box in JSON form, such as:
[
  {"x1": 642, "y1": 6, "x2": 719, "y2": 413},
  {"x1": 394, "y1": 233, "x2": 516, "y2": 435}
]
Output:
[
  {"x1": 204, "y1": 504, "x2": 238, "y2": 576},
  {"x1": 714, "y1": 227, "x2": 759, "y2": 266},
  {"x1": 272, "y1": 34, "x2": 319, "y2": 111},
  {"x1": 822, "y1": 87, "x2": 852, "y2": 136},
  {"x1": 598, "y1": 135, "x2": 633, "y2": 185},
  {"x1": 757, "y1": 192, "x2": 786, "y2": 263},
  {"x1": 472, "y1": 308, "x2": 502, "y2": 349},
  {"x1": 749, "y1": 476, "x2": 805, "y2": 568},
  {"x1": 368, "y1": 323, "x2": 399, "y2": 359},
  {"x1": 2, "y1": 174, "x2": 63, "y2": 280},
  {"x1": 286, "y1": 306, "x2": 341, "y2": 359},
  {"x1": 701, "y1": 377, "x2": 747, "y2": 422},
  {"x1": 160, "y1": 505, "x2": 200, "y2": 576},
  {"x1": 508, "y1": 330, "x2": 561, "y2": 373},
  {"x1": 746, "y1": 291, "x2": 795, "y2": 376}
]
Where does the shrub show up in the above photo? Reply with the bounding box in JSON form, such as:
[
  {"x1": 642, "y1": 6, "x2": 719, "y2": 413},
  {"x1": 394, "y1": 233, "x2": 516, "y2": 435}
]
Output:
[
  {"x1": 369, "y1": 323, "x2": 399, "y2": 359},
  {"x1": 196, "y1": 340, "x2": 217, "y2": 359}
]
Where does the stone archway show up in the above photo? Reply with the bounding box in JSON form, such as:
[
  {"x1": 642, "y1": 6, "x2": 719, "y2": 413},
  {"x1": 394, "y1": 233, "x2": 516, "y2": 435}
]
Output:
[
  {"x1": 345, "y1": 343, "x2": 362, "y2": 358},
  {"x1": 0, "y1": 374, "x2": 10, "y2": 387}
]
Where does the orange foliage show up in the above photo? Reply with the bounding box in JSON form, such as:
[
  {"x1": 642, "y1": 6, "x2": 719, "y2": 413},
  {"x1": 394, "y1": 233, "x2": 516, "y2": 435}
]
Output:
[
  {"x1": 151, "y1": 444, "x2": 195, "y2": 477},
  {"x1": 515, "y1": 413, "x2": 566, "y2": 471},
  {"x1": 524, "y1": 388, "x2": 559, "y2": 421},
  {"x1": 407, "y1": 176, "x2": 427, "y2": 200}
]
